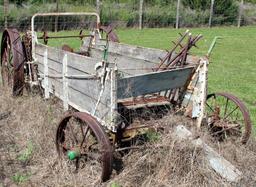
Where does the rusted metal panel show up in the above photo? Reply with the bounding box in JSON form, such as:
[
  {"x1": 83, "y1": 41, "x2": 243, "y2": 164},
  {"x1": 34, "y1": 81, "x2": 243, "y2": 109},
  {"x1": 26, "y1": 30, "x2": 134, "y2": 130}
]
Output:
[{"x1": 117, "y1": 66, "x2": 194, "y2": 99}]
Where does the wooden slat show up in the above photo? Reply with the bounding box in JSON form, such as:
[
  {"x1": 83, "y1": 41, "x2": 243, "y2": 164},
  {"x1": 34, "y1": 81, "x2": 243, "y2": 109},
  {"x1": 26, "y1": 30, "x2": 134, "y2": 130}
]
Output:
[
  {"x1": 173, "y1": 125, "x2": 242, "y2": 183},
  {"x1": 89, "y1": 48, "x2": 155, "y2": 75},
  {"x1": 35, "y1": 43, "x2": 97, "y2": 75},
  {"x1": 35, "y1": 44, "x2": 112, "y2": 122},
  {"x1": 39, "y1": 74, "x2": 112, "y2": 121},
  {"x1": 117, "y1": 67, "x2": 194, "y2": 99},
  {"x1": 68, "y1": 86, "x2": 111, "y2": 121},
  {"x1": 95, "y1": 40, "x2": 167, "y2": 63},
  {"x1": 94, "y1": 40, "x2": 200, "y2": 65}
]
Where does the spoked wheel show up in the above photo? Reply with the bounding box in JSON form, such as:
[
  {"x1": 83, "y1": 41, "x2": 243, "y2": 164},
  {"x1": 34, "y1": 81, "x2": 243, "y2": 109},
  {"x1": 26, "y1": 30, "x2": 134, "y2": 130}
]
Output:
[
  {"x1": 206, "y1": 92, "x2": 252, "y2": 144},
  {"x1": 1, "y1": 29, "x2": 25, "y2": 96},
  {"x1": 56, "y1": 112, "x2": 113, "y2": 182}
]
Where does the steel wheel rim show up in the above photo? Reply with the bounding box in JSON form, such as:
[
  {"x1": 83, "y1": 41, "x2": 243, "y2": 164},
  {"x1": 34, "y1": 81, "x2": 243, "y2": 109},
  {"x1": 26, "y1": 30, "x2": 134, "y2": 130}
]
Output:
[
  {"x1": 1, "y1": 35, "x2": 14, "y2": 87},
  {"x1": 1, "y1": 29, "x2": 25, "y2": 96},
  {"x1": 206, "y1": 92, "x2": 252, "y2": 144}
]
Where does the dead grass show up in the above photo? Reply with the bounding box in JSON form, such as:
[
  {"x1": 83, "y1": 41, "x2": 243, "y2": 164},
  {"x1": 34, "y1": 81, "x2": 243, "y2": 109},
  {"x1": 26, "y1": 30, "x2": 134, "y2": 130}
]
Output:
[{"x1": 0, "y1": 86, "x2": 256, "y2": 187}]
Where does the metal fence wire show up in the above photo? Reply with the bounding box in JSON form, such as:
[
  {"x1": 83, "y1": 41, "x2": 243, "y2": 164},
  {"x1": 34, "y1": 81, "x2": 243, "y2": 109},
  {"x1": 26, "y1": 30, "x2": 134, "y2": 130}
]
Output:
[{"x1": 0, "y1": 0, "x2": 256, "y2": 31}]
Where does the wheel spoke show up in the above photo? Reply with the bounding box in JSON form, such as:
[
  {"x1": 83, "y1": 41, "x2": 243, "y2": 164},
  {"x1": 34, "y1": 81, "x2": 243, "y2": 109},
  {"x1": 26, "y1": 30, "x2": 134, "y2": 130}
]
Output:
[
  {"x1": 224, "y1": 98, "x2": 229, "y2": 116},
  {"x1": 56, "y1": 113, "x2": 113, "y2": 181},
  {"x1": 206, "y1": 93, "x2": 252, "y2": 144},
  {"x1": 206, "y1": 102, "x2": 214, "y2": 113},
  {"x1": 80, "y1": 125, "x2": 89, "y2": 148},
  {"x1": 223, "y1": 106, "x2": 239, "y2": 120},
  {"x1": 68, "y1": 123, "x2": 78, "y2": 144}
]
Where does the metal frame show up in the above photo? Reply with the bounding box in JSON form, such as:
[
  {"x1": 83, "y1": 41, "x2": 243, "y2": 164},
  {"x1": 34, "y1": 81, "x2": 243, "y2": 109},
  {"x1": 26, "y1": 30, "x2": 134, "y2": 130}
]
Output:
[{"x1": 31, "y1": 12, "x2": 101, "y2": 60}]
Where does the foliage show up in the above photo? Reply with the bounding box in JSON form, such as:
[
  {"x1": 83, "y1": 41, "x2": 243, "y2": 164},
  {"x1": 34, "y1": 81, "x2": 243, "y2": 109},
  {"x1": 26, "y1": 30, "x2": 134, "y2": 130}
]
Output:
[
  {"x1": 17, "y1": 141, "x2": 34, "y2": 163},
  {"x1": 0, "y1": 0, "x2": 255, "y2": 30},
  {"x1": 110, "y1": 182, "x2": 122, "y2": 187},
  {"x1": 12, "y1": 173, "x2": 30, "y2": 184},
  {"x1": 145, "y1": 131, "x2": 161, "y2": 142},
  {"x1": 182, "y1": 0, "x2": 238, "y2": 24}
]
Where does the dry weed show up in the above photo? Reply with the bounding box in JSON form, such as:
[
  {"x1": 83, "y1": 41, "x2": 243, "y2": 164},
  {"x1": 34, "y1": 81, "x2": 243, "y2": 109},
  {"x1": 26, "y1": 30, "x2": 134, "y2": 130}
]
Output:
[{"x1": 0, "y1": 87, "x2": 256, "y2": 187}]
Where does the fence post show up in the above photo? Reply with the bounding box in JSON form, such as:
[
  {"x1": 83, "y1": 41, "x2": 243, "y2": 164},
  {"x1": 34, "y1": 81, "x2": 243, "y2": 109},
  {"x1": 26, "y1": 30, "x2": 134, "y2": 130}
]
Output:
[
  {"x1": 209, "y1": 0, "x2": 214, "y2": 27},
  {"x1": 55, "y1": 0, "x2": 59, "y2": 32},
  {"x1": 96, "y1": 0, "x2": 101, "y2": 16},
  {"x1": 139, "y1": 0, "x2": 144, "y2": 30},
  {"x1": 176, "y1": 0, "x2": 181, "y2": 29},
  {"x1": 238, "y1": 0, "x2": 244, "y2": 27},
  {"x1": 4, "y1": 0, "x2": 9, "y2": 28}
]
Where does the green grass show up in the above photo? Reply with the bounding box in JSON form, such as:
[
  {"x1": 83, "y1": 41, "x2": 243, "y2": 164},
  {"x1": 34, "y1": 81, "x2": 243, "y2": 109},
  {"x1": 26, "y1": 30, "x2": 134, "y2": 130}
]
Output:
[
  {"x1": 12, "y1": 172, "x2": 31, "y2": 184},
  {"x1": 1, "y1": 26, "x2": 256, "y2": 129}
]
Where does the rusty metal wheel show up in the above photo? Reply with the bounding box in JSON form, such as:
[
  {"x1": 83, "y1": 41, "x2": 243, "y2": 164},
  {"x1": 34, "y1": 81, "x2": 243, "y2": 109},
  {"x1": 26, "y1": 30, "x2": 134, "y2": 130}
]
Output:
[
  {"x1": 1, "y1": 29, "x2": 25, "y2": 96},
  {"x1": 206, "y1": 92, "x2": 252, "y2": 144},
  {"x1": 56, "y1": 112, "x2": 113, "y2": 182}
]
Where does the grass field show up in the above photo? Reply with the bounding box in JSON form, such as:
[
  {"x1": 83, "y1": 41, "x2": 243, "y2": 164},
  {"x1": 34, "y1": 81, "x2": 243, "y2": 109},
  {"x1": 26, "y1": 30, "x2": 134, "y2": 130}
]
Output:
[{"x1": 1, "y1": 26, "x2": 256, "y2": 128}]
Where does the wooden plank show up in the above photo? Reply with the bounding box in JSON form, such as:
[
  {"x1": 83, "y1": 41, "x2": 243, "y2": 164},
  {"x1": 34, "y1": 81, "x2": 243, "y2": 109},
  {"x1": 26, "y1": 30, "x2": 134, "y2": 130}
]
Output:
[
  {"x1": 39, "y1": 71, "x2": 112, "y2": 123},
  {"x1": 35, "y1": 43, "x2": 98, "y2": 75},
  {"x1": 117, "y1": 67, "x2": 194, "y2": 99},
  {"x1": 43, "y1": 49, "x2": 49, "y2": 98},
  {"x1": 62, "y1": 54, "x2": 69, "y2": 111},
  {"x1": 95, "y1": 40, "x2": 167, "y2": 63},
  {"x1": 68, "y1": 86, "x2": 111, "y2": 121},
  {"x1": 38, "y1": 62, "x2": 109, "y2": 108},
  {"x1": 93, "y1": 40, "x2": 199, "y2": 65},
  {"x1": 89, "y1": 48, "x2": 155, "y2": 75},
  {"x1": 173, "y1": 125, "x2": 242, "y2": 183}
]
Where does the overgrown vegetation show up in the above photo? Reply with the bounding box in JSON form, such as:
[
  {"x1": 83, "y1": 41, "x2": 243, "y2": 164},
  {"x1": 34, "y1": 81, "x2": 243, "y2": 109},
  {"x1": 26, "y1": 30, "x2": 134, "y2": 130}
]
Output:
[
  {"x1": 1, "y1": 91, "x2": 256, "y2": 186},
  {"x1": 0, "y1": 0, "x2": 255, "y2": 30},
  {"x1": 17, "y1": 141, "x2": 34, "y2": 164},
  {"x1": 12, "y1": 172, "x2": 30, "y2": 184}
]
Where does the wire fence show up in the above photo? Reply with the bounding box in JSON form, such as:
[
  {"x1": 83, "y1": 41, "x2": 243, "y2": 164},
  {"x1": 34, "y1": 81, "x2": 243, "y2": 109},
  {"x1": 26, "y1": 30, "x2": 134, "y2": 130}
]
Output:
[{"x1": 0, "y1": 1, "x2": 256, "y2": 32}]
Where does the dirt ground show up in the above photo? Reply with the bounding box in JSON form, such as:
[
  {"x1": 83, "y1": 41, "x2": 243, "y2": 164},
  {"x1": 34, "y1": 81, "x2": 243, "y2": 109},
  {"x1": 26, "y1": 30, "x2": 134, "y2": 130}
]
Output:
[{"x1": 0, "y1": 87, "x2": 256, "y2": 187}]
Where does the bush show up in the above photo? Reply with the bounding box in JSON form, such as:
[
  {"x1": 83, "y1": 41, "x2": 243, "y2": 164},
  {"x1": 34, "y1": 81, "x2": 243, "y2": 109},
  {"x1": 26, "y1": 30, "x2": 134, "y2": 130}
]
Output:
[{"x1": 182, "y1": 0, "x2": 238, "y2": 25}]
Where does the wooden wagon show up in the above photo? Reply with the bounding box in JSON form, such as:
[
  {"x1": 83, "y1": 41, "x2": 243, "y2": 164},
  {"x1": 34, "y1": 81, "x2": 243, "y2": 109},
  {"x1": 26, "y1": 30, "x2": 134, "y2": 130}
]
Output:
[{"x1": 0, "y1": 12, "x2": 252, "y2": 181}]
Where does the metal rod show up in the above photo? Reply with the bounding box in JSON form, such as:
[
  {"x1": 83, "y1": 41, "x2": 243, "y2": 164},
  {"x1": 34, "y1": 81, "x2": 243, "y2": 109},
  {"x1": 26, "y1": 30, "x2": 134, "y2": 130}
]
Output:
[
  {"x1": 31, "y1": 12, "x2": 101, "y2": 60},
  {"x1": 156, "y1": 30, "x2": 189, "y2": 70},
  {"x1": 38, "y1": 34, "x2": 93, "y2": 40},
  {"x1": 38, "y1": 73, "x2": 99, "y2": 80}
]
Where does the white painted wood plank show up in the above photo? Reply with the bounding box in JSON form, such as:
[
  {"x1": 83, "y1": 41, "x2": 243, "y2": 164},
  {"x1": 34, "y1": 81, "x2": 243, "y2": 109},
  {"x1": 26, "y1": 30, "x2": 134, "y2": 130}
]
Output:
[
  {"x1": 43, "y1": 49, "x2": 49, "y2": 99},
  {"x1": 173, "y1": 125, "x2": 242, "y2": 183},
  {"x1": 62, "y1": 54, "x2": 69, "y2": 111},
  {"x1": 35, "y1": 43, "x2": 98, "y2": 75}
]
